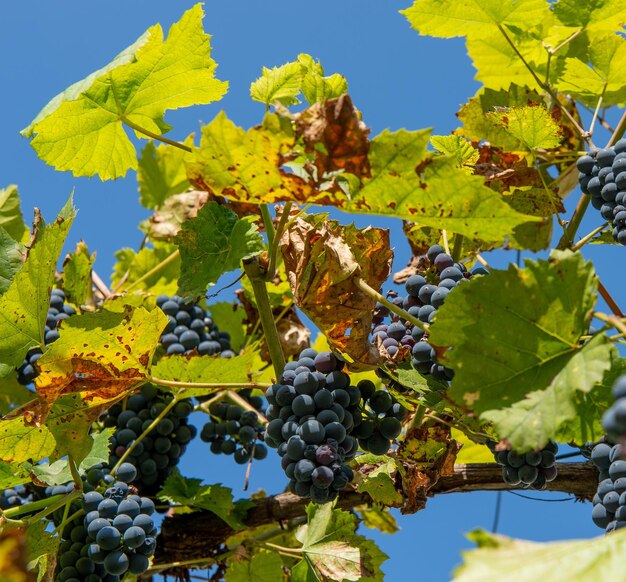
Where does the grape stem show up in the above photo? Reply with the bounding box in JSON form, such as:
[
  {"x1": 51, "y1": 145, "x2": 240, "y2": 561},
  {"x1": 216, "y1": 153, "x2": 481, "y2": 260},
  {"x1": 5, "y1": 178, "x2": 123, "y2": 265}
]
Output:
[
  {"x1": 474, "y1": 254, "x2": 491, "y2": 270},
  {"x1": 441, "y1": 230, "x2": 451, "y2": 255},
  {"x1": 226, "y1": 390, "x2": 269, "y2": 425},
  {"x1": 1, "y1": 492, "x2": 69, "y2": 520},
  {"x1": 195, "y1": 390, "x2": 226, "y2": 414},
  {"x1": 555, "y1": 451, "x2": 582, "y2": 460},
  {"x1": 115, "y1": 249, "x2": 180, "y2": 294},
  {"x1": 594, "y1": 312, "x2": 626, "y2": 337},
  {"x1": 260, "y1": 204, "x2": 276, "y2": 251},
  {"x1": 597, "y1": 282, "x2": 624, "y2": 318},
  {"x1": 354, "y1": 277, "x2": 428, "y2": 332},
  {"x1": 266, "y1": 202, "x2": 293, "y2": 282},
  {"x1": 91, "y1": 270, "x2": 111, "y2": 299},
  {"x1": 571, "y1": 222, "x2": 609, "y2": 251},
  {"x1": 150, "y1": 377, "x2": 271, "y2": 392},
  {"x1": 121, "y1": 116, "x2": 193, "y2": 153},
  {"x1": 110, "y1": 392, "x2": 181, "y2": 476},
  {"x1": 242, "y1": 256, "x2": 287, "y2": 379},
  {"x1": 556, "y1": 194, "x2": 590, "y2": 250}
]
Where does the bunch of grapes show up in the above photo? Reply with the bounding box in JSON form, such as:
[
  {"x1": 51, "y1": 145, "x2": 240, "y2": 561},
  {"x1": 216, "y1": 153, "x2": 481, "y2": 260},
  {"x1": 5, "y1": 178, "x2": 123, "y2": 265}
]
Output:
[
  {"x1": 200, "y1": 390, "x2": 268, "y2": 464},
  {"x1": 17, "y1": 288, "x2": 76, "y2": 385},
  {"x1": 590, "y1": 440, "x2": 626, "y2": 532},
  {"x1": 372, "y1": 244, "x2": 487, "y2": 383},
  {"x1": 157, "y1": 294, "x2": 235, "y2": 357},
  {"x1": 576, "y1": 139, "x2": 626, "y2": 245},
  {"x1": 354, "y1": 380, "x2": 407, "y2": 455},
  {"x1": 104, "y1": 384, "x2": 196, "y2": 494},
  {"x1": 488, "y1": 441, "x2": 558, "y2": 490},
  {"x1": 264, "y1": 349, "x2": 359, "y2": 504},
  {"x1": 0, "y1": 484, "x2": 33, "y2": 510},
  {"x1": 589, "y1": 375, "x2": 626, "y2": 532},
  {"x1": 54, "y1": 464, "x2": 156, "y2": 581}
]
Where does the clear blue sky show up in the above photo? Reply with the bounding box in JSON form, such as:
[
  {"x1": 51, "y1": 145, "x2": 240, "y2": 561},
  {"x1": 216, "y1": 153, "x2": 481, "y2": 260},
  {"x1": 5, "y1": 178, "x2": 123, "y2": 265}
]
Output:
[{"x1": 0, "y1": 2, "x2": 618, "y2": 580}]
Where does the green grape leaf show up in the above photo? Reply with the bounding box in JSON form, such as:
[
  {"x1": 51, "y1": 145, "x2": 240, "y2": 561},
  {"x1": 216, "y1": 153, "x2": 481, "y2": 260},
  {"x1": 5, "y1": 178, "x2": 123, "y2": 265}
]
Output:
[
  {"x1": 0, "y1": 185, "x2": 27, "y2": 242},
  {"x1": 347, "y1": 130, "x2": 541, "y2": 243},
  {"x1": 556, "y1": 34, "x2": 626, "y2": 106},
  {"x1": 27, "y1": 428, "x2": 113, "y2": 486},
  {"x1": 294, "y1": 504, "x2": 387, "y2": 582},
  {"x1": 556, "y1": 356, "x2": 626, "y2": 445},
  {"x1": 401, "y1": 0, "x2": 550, "y2": 39},
  {"x1": 0, "y1": 375, "x2": 32, "y2": 416},
  {"x1": 429, "y1": 251, "x2": 600, "y2": 451},
  {"x1": 483, "y1": 334, "x2": 614, "y2": 451},
  {"x1": 175, "y1": 201, "x2": 263, "y2": 297},
  {"x1": 158, "y1": 468, "x2": 249, "y2": 530},
  {"x1": 150, "y1": 349, "x2": 257, "y2": 399},
  {"x1": 225, "y1": 551, "x2": 284, "y2": 582},
  {"x1": 356, "y1": 456, "x2": 403, "y2": 505},
  {"x1": 26, "y1": 520, "x2": 59, "y2": 582},
  {"x1": 0, "y1": 228, "x2": 24, "y2": 297},
  {"x1": 138, "y1": 135, "x2": 194, "y2": 209},
  {"x1": 0, "y1": 393, "x2": 107, "y2": 464},
  {"x1": 430, "y1": 135, "x2": 479, "y2": 170},
  {"x1": 0, "y1": 197, "x2": 75, "y2": 379},
  {"x1": 61, "y1": 240, "x2": 94, "y2": 306},
  {"x1": 207, "y1": 302, "x2": 247, "y2": 353},
  {"x1": 465, "y1": 27, "x2": 549, "y2": 92},
  {"x1": 455, "y1": 528, "x2": 626, "y2": 582},
  {"x1": 250, "y1": 60, "x2": 305, "y2": 106},
  {"x1": 250, "y1": 53, "x2": 348, "y2": 107},
  {"x1": 112, "y1": 241, "x2": 181, "y2": 296},
  {"x1": 0, "y1": 461, "x2": 30, "y2": 489},
  {"x1": 34, "y1": 305, "x2": 166, "y2": 405},
  {"x1": 553, "y1": 0, "x2": 626, "y2": 33},
  {"x1": 487, "y1": 105, "x2": 562, "y2": 150},
  {"x1": 22, "y1": 4, "x2": 227, "y2": 180}
]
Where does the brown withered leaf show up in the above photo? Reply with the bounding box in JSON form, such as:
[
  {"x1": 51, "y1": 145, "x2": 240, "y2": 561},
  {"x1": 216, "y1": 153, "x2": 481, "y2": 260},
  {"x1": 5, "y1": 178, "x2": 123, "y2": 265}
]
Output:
[
  {"x1": 148, "y1": 189, "x2": 210, "y2": 240},
  {"x1": 295, "y1": 94, "x2": 371, "y2": 180},
  {"x1": 280, "y1": 215, "x2": 392, "y2": 369}
]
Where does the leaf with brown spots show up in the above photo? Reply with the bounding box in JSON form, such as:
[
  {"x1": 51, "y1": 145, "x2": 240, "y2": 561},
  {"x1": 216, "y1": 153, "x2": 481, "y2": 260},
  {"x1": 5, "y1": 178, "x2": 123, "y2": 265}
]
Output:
[
  {"x1": 0, "y1": 393, "x2": 113, "y2": 465},
  {"x1": 146, "y1": 189, "x2": 209, "y2": 241},
  {"x1": 34, "y1": 305, "x2": 167, "y2": 405},
  {"x1": 0, "y1": 196, "x2": 75, "y2": 380},
  {"x1": 280, "y1": 215, "x2": 393, "y2": 369},
  {"x1": 295, "y1": 94, "x2": 371, "y2": 180}
]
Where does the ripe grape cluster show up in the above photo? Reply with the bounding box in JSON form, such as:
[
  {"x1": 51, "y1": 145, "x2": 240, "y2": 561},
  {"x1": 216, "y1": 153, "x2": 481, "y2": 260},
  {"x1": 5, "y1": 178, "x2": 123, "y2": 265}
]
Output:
[
  {"x1": 577, "y1": 139, "x2": 626, "y2": 245},
  {"x1": 264, "y1": 349, "x2": 359, "y2": 504},
  {"x1": 0, "y1": 484, "x2": 33, "y2": 509},
  {"x1": 372, "y1": 244, "x2": 487, "y2": 382},
  {"x1": 354, "y1": 380, "x2": 407, "y2": 454},
  {"x1": 17, "y1": 288, "x2": 76, "y2": 384},
  {"x1": 104, "y1": 384, "x2": 196, "y2": 494},
  {"x1": 590, "y1": 440, "x2": 626, "y2": 532},
  {"x1": 489, "y1": 441, "x2": 558, "y2": 489},
  {"x1": 54, "y1": 464, "x2": 156, "y2": 581},
  {"x1": 157, "y1": 294, "x2": 234, "y2": 357},
  {"x1": 200, "y1": 390, "x2": 268, "y2": 464},
  {"x1": 589, "y1": 374, "x2": 626, "y2": 533}
]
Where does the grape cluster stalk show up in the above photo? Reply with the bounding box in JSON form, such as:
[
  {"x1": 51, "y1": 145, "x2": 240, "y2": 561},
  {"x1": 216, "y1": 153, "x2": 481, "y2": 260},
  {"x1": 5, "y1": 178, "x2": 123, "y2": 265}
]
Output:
[
  {"x1": 577, "y1": 138, "x2": 626, "y2": 244},
  {"x1": 372, "y1": 244, "x2": 487, "y2": 382}
]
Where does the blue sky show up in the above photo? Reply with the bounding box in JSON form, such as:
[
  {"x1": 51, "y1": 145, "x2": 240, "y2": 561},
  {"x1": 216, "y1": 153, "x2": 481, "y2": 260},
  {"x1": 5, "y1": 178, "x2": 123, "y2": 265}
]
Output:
[{"x1": 0, "y1": 1, "x2": 618, "y2": 580}]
